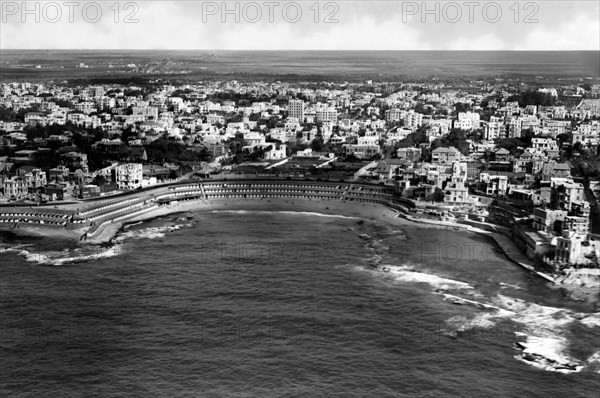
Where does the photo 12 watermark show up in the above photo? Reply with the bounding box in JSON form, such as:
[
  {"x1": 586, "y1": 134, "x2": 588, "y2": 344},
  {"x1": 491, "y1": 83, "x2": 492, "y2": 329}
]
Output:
[
  {"x1": 0, "y1": 1, "x2": 543, "y2": 25},
  {"x1": 399, "y1": 1, "x2": 540, "y2": 24},
  {"x1": 199, "y1": 1, "x2": 340, "y2": 23},
  {"x1": 1, "y1": 1, "x2": 141, "y2": 23}
]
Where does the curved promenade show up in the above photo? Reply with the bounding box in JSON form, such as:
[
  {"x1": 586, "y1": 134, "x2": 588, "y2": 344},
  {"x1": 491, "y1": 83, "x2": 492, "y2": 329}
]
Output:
[{"x1": 0, "y1": 179, "x2": 414, "y2": 241}]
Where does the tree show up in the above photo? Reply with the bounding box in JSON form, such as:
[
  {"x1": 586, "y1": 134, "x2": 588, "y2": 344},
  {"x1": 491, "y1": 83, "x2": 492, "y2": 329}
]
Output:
[
  {"x1": 495, "y1": 138, "x2": 523, "y2": 156},
  {"x1": 520, "y1": 129, "x2": 535, "y2": 147},
  {"x1": 32, "y1": 150, "x2": 60, "y2": 170},
  {"x1": 92, "y1": 175, "x2": 107, "y2": 187},
  {"x1": 344, "y1": 153, "x2": 359, "y2": 162},
  {"x1": 438, "y1": 128, "x2": 469, "y2": 155},
  {"x1": 120, "y1": 126, "x2": 138, "y2": 144},
  {"x1": 0, "y1": 105, "x2": 17, "y2": 122},
  {"x1": 311, "y1": 132, "x2": 324, "y2": 152},
  {"x1": 432, "y1": 188, "x2": 444, "y2": 202},
  {"x1": 454, "y1": 102, "x2": 472, "y2": 114}
]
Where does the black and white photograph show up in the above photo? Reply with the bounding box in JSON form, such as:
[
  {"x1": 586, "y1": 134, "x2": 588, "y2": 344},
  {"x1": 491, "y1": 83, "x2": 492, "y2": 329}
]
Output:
[{"x1": 0, "y1": 0, "x2": 599, "y2": 396}]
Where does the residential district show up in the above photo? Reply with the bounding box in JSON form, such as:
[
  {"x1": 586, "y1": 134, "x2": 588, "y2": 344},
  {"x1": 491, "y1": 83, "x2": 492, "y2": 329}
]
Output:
[{"x1": 0, "y1": 79, "x2": 599, "y2": 278}]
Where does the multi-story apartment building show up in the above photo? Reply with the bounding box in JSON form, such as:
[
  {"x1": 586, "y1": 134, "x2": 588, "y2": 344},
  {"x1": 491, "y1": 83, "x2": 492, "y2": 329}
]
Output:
[
  {"x1": 532, "y1": 137, "x2": 559, "y2": 153},
  {"x1": 485, "y1": 121, "x2": 506, "y2": 140},
  {"x1": 455, "y1": 112, "x2": 480, "y2": 130},
  {"x1": 385, "y1": 108, "x2": 404, "y2": 123},
  {"x1": 2, "y1": 177, "x2": 27, "y2": 198},
  {"x1": 551, "y1": 181, "x2": 585, "y2": 211},
  {"x1": 61, "y1": 152, "x2": 89, "y2": 173},
  {"x1": 49, "y1": 165, "x2": 70, "y2": 182},
  {"x1": 533, "y1": 208, "x2": 568, "y2": 233},
  {"x1": 316, "y1": 107, "x2": 338, "y2": 124},
  {"x1": 444, "y1": 162, "x2": 469, "y2": 203},
  {"x1": 563, "y1": 216, "x2": 590, "y2": 238},
  {"x1": 403, "y1": 110, "x2": 423, "y2": 130},
  {"x1": 21, "y1": 168, "x2": 47, "y2": 189},
  {"x1": 288, "y1": 99, "x2": 305, "y2": 121},
  {"x1": 112, "y1": 163, "x2": 143, "y2": 190},
  {"x1": 342, "y1": 144, "x2": 381, "y2": 159},
  {"x1": 431, "y1": 146, "x2": 463, "y2": 163},
  {"x1": 396, "y1": 147, "x2": 422, "y2": 162},
  {"x1": 555, "y1": 230, "x2": 585, "y2": 265}
]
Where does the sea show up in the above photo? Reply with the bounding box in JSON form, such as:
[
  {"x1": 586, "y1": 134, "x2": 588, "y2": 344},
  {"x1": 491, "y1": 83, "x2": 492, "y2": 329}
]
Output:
[
  {"x1": 2, "y1": 50, "x2": 599, "y2": 80},
  {"x1": 1, "y1": 210, "x2": 599, "y2": 397}
]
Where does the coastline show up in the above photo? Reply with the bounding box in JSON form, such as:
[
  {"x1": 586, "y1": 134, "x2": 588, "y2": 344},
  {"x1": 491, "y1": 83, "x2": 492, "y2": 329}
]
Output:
[
  {"x1": 4, "y1": 197, "x2": 598, "y2": 292},
  {"x1": 80, "y1": 197, "x2": 557, "y2": 279},
  {"x1": 84, "y1": 198, "x2": 404, "y2": 244}
]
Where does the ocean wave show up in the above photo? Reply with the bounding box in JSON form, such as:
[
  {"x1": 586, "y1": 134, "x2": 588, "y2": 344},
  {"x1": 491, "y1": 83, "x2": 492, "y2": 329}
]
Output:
[
  {"x1": 114, "y1": 222, "x2": 194, "y2": 242},
  {"x1": 353, "y1": 250, "x2": 595, "y2": 374},
  {"x1": 0, "y1": 245, "x2": 123, "y2": 266},
  {"x1": 387, "y1": 265, "x2": 474, "y2": 291},
  {"x1": 586, "y1": 351, "x2": 600, "y2": 373},
  {"x1": 123, "y1": 221, "x2": 144, "y2": 229},
  {"x1": 499, "y1": 282, "x2": 525, "y2": 290},
  {"x1": 442, "y1": 293, "x2": 512, "y2": 314},
  {"x1": 484, "y1": 295, "x2": 594, "y2": 373},
  {"x1": 514, "y1": 337, "x2": 584, "y2": 374},
  {"x1": 210, "y1": 210, "x2": 360, "y2": 220},
  {"x1": 578, "y1": 313, "x2": 600, "y2": 328},
  {"x1": 444, "y1": 314, "x2": 498, "y2": 336},
  {"x1": 436, "y1": 291, "x2": 598, "y2": 374}
]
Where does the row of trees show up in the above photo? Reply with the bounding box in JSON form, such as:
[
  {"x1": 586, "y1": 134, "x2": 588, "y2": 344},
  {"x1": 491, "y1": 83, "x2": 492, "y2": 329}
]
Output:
[
  {"x1": 507, "y1": 91, "x2": 557, "y2": 107},
  {"x1": 493, "y1": 129, "x2": 536, "y2": 156}
]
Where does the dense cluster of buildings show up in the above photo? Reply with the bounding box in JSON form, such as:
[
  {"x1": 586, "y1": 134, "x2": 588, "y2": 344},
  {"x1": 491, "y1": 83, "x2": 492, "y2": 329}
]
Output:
[{"x1": 0, "y1": 78, "x2": 599, "y2": 268}]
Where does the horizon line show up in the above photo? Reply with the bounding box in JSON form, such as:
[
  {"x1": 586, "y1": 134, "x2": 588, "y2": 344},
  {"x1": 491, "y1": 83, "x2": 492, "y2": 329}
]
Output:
[{"x1": 2, "y1": 49, "x2": 599, "y2": 52}]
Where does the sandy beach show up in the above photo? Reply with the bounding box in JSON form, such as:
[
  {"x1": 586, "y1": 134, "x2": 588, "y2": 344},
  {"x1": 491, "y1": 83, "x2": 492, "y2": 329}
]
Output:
[
  {"x1": 83, "y1": 198, "x2": 407, "y2": 244},
  {"x1": 83, "y1": 196, "x2": 518, "y2": 259}
]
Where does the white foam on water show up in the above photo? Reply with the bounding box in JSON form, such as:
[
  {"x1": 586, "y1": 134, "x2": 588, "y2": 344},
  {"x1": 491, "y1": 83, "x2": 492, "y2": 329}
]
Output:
[
  {"x1": 442, "y1": 293, "x2": 513, "y2": 315},
  {"x1": 445, "y1": 314, "x2": 497, "y2": 332},
  {"x1": 210, "y1": 210, "x2": 360, "y2": 220},
  {"x1": 586, "y1": 351, "x2": 600, "y2": 373},
  {"x1": 499, "y1": 282, "x2": 525, "y2": 290},
  {"x1": 491, "y1": 295, "x2": 594, "y2": 373},
  {"x1": 387, "y1": 265, "x2": 474, "y2": 291},
  {"x1": 1, "y1": 245, "x2": 123, "y2": 266},
  {"x1": 123, "y1": 221, "x2": 144, "y2": 229},
  {"x1": 115, "y1": 222, "x2": 194, "y2": 242},
  {"x1": 514, "y1": 335, "x2": 583, "y2": 373},
  {"x1": 434, "y1": 291, "x2": 599, "y2": 374},
  {"x1": 115, "y1": 227, "x2": 167, "y2": 241},
  {"x1": 578, "y1": 312, "x2": 600, "y2": 328}
]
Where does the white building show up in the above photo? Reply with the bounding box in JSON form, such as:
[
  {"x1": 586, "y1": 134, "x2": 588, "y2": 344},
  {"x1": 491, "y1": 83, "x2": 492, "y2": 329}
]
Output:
[
  {"x1": 316, "y1": 107, "x2": 338, "y2": 124},
  {"x1": 485, "y1": 121, "x2": 506, "y2": 140},
  {"x1": 288, "y1": 99, "x2": 305, "y2": 121},
  {"x1": 455, "y1": 112, "x2": 481, "y2": 130},
  {"x1": 404, "y1": 110, "x2": 423, "y2": 130},
  {"x1": 112, "y1": 163, "x2": 143, "y2": 190}
]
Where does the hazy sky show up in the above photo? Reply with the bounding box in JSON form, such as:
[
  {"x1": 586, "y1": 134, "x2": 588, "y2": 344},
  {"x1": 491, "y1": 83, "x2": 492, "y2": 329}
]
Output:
[{"x1": 1, "y1": 0, "x2": 598, "y2": 50}]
